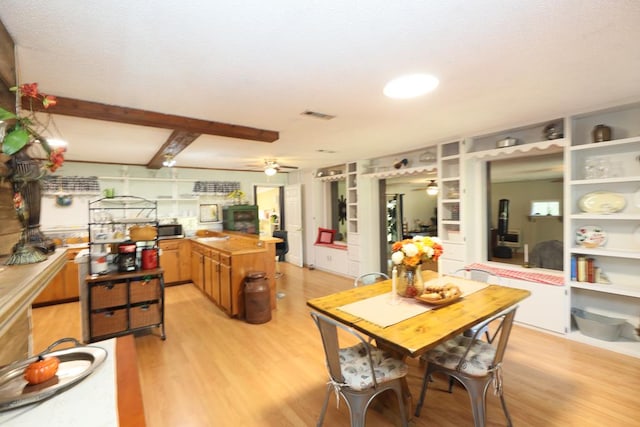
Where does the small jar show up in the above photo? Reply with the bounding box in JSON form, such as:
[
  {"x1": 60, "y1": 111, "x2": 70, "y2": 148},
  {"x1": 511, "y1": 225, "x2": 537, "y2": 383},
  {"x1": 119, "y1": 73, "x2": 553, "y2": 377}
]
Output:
[{"x1": 592, "y1": 124, "x2": 611, "y2": 143}]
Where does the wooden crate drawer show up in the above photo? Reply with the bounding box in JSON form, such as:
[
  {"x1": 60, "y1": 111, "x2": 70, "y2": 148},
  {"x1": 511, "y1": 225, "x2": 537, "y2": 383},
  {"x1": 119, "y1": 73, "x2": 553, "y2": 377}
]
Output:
[
  {"x1": 91, "y1": 308, "x2": 127, "y2": 337},
  {"x1": 130, "y1": 303, "x2": 161, "y2": 329},
  {"x1": 90, "y1": 282, "x2": 127, "y2": 309},
  {"x1": 130, "y1": 278, "x2": 160, "y2": 303}
]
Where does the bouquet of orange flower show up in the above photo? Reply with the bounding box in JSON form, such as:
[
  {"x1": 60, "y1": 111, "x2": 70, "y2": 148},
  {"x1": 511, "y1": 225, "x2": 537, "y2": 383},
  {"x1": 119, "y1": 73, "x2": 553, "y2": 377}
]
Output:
[{"x1": 391, "y1": 235, "x2": 443, "y2": 268}]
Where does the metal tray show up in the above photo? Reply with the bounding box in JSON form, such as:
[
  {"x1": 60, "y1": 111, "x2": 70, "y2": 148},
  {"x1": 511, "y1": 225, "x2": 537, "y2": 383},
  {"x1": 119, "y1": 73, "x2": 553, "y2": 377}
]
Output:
[{"x1": 0, "y1": 338, "x2": 107, "y2": 412}]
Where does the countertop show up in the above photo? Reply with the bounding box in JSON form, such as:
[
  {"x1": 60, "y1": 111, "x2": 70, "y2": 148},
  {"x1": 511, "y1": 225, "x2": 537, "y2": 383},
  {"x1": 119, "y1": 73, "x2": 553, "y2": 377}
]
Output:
[{"x1": 0, "y1": 249, "x2": 67, "y2": 338}]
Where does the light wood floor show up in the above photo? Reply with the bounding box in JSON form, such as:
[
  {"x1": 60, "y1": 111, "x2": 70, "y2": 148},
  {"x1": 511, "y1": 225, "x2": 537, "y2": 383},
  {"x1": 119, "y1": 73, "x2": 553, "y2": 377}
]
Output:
[{"x1": 32, "y1": 263, "x2": 640, "y2": 427}]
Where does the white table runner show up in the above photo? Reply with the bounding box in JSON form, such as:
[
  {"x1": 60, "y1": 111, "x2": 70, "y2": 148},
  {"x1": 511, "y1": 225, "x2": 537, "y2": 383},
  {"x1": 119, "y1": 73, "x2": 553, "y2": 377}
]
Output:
[
  {"x1": 0, "y1": 338, "x2": 117, "y2": 427},
  {"x1": 338, "y1": 277, "x2": 489, "y2": 328}
]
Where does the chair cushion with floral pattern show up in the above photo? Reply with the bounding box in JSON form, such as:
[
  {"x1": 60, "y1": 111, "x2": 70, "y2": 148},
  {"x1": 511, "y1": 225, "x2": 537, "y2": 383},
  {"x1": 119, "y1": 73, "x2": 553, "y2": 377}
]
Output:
[
  {"x1": 338, "y1": 343, "x2": 408, "y2": 391},
  {"x1": 423, "y1": 335, "x2": 496, "y2": 377}
]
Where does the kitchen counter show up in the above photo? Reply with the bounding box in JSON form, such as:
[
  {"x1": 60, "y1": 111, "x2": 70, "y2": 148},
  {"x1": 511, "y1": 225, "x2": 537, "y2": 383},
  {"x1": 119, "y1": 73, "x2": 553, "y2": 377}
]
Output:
[{"x1": 0, "y1": 249, "x2": 67, "y2": 365}]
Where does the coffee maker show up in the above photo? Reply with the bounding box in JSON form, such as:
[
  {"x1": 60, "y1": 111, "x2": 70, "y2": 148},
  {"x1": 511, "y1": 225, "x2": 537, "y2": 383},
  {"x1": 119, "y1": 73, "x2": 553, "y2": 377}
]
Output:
[{"x1": 117, "y1": 241, "x2": 138, "y2": 272}]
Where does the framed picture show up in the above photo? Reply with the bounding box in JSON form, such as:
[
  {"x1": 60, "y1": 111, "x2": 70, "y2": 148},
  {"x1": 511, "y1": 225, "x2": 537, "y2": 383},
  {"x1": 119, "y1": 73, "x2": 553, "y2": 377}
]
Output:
[{"x1": 199, "y1": 204, "x2": 220, "y2": 223}]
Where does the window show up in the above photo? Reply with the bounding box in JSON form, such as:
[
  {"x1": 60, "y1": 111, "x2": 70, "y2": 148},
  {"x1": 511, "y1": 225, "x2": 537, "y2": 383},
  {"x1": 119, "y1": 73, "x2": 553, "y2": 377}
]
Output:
[{"x1": 530, "y1": 200, "x2": 561, "y2": 216}]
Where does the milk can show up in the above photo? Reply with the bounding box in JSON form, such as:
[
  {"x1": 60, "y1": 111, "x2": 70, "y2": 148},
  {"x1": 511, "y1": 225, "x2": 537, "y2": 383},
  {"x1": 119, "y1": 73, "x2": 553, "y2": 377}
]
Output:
[{"x1": 244, "y1": 271, "x2": 271, "y2": 324}]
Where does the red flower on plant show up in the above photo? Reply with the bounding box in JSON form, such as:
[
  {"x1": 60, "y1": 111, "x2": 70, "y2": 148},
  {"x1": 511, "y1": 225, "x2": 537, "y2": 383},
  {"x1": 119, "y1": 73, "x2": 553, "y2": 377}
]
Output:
[
  {"x1": 47, "y1": 147, "x2": 65, "y2": 172},
  {"x1": 42, "y1": 95, "x2": 57, "y2": 108},
  {"x1": 19, "y1": 83, "x2": 39, "y2": 99}
]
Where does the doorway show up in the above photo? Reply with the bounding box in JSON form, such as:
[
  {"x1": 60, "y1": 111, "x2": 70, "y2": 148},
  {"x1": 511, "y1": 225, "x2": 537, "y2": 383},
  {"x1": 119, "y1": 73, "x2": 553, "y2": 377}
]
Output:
[
  {"x1": 378, "y1": 173, "x2": 439, "y2": 273},
  {"x1": 254, "y1": 185, "x2": 284, "y2": 236}
]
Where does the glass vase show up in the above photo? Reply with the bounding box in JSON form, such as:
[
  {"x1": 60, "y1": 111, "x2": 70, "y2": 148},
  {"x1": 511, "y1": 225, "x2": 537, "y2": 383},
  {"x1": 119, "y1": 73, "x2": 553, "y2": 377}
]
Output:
[{"x1": 397, "y1": 264, "x2": 424, "y2": 298}]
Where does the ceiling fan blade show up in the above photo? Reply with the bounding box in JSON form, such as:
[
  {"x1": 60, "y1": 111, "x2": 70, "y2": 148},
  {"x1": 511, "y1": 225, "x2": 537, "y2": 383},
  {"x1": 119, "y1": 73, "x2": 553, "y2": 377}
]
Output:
[{"x1": 278, "y1": 164, "x2": 298, "y2": 170}]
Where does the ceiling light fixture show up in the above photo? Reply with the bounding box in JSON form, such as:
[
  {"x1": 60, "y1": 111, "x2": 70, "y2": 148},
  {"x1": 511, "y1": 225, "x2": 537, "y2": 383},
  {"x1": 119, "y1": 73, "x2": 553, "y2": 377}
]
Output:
[
  {"x1": 162, "y1": 154, "x2": 176, "y2": 168},
  {"x1": 264, "y1": 161, "x2": 278, "y2": 176},
  {"x1": 426, "y1": 180, "x2": 439, "y2": 196},
  {"x1": 384, "y1": 73, "x2": 439, "y2": 99}
]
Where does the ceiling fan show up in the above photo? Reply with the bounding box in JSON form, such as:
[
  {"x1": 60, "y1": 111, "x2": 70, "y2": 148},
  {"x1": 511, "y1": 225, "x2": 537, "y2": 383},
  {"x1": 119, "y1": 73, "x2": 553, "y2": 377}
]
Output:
[{"x1": 246, "y1": 159, "x2": 299, "y2": 175}]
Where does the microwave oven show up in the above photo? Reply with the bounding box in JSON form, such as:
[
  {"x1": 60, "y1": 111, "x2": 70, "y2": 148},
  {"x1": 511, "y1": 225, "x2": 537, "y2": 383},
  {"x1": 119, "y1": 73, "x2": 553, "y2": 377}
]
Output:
[{"x1": 157, "y1": 223, "x2": 184, "y2": 239}]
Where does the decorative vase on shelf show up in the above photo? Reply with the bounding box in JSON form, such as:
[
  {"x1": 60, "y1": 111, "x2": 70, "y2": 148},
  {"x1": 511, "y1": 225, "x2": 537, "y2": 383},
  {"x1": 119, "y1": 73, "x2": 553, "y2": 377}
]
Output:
[
  {"x1": 592, "y1": 124, "x2": 611, "y2": 143},
  {"x1": 5, "y1": 150, "x2": 53, "y2": 265},
  {"x1": 396, "y1": 264, "x2": 424, "y2": 298}
]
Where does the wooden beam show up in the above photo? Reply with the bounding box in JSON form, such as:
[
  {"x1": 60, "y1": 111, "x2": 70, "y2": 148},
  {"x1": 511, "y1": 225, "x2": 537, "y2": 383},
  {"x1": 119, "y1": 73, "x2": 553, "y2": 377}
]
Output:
[
  {"x1": 0, "y1": 18, "x2": 16, "y2": 91},
  {"x1": 23, "y1": 95, "x2": 279, "y2": 142},
  {"x1": 147, "y1": 130, "x2": 201, "y2": 169}
]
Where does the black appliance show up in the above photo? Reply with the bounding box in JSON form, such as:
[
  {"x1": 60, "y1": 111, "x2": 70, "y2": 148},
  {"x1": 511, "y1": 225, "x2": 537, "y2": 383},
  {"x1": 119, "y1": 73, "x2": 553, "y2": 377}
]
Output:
[
  {"x1": 494, "y1": 199, "x2": 513, "y2": 258},
  {"x1": 117, "y1": 241, "x2": 138, "y2": 272}
]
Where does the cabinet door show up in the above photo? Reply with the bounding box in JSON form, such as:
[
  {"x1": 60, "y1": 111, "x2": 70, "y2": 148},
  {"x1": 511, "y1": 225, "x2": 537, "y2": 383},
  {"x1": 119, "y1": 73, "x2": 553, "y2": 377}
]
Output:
[
  {"x1": 210, "y1": 253, "x2": 221, "y2": 304},
  {"x1": 161, "y1": 248, "x2": 180, "y2": 284},
  {"x1": 178, "y1": 240, "x2": 191, "y2": 282},
  {"x1": 219, "y1": 260, "x2": 232, "y2": 314},
  {"x1": 64, "y1": 259, "x2": 80, "y2": 299},
  {"x1": 33, "y1": 266, "x2": 67, "y2": 304},
  {"x1": 191, "y1": 251, "x2": 204, "y2": 291},
  {"x1": 203, "y1": 253, "x2": 213, "y2": 298}
]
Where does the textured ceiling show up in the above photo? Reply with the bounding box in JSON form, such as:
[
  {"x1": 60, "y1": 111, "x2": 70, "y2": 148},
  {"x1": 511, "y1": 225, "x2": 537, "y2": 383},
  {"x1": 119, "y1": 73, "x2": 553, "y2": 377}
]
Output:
[{"x1": 1, "y1": 1, "x2": 639, "y2": 172}]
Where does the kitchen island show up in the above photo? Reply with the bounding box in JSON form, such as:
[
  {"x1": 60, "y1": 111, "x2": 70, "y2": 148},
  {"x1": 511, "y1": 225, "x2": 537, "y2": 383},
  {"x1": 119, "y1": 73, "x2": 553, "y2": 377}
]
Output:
[{"x1": 190, "y1": 231, "x2": 281, "y2": 317}]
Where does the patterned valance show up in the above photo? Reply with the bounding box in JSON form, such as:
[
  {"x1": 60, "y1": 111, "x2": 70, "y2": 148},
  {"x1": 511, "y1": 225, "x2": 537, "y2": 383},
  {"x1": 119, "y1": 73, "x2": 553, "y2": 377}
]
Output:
[
  {"x1": 42, "y1": 176, "x2": 100, "y2": 194},
  {"x1": 192, "y1": 181, "x2": 240, "y2": 194}
]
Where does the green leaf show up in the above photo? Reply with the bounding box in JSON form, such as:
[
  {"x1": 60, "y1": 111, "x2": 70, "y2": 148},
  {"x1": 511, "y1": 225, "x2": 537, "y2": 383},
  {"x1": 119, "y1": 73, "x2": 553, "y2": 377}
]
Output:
[
  {"x1": 2, "y1": 128, "x2": 30, "y2": 155},
  {"x1": 0, "y1": 107, "x2": 17, "y2": 121}
]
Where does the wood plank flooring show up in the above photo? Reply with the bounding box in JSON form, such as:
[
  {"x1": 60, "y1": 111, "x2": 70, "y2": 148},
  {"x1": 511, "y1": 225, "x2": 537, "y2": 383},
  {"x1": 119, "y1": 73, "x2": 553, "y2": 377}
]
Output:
[{"x1": 32, "y1": 263, "x2": 640, "y2": 426}]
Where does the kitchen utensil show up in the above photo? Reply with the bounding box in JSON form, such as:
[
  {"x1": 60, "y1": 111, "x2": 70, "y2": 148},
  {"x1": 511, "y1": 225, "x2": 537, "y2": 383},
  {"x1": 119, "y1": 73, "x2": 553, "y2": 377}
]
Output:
[
  {"x1": 578, "y1": 191, "x2": 626, "y2": 214},
  {"x1": 575, "y1": 226, "x2": 607, "y2": 248}
]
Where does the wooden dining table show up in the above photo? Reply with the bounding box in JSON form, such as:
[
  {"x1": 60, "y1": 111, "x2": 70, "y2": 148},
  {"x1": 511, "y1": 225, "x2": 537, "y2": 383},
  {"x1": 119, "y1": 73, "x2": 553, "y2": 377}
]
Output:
[{"x1": 306, "y1": 270, "x2": 531, "y2": 420}]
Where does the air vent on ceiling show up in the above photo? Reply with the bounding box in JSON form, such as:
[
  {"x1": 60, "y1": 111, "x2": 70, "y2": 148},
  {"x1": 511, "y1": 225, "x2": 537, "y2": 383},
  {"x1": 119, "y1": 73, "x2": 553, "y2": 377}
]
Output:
[{"x1": 301, "y1": 110, "x2": 335, "y2": 120}]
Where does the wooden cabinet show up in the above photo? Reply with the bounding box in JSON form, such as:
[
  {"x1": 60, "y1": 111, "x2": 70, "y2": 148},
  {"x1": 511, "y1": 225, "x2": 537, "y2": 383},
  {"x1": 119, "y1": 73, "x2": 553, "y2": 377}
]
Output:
[
  {"x1": 33, "y1": 247, "x2": 84, "y2": 306},
  {"x1": 159, "y1": 239, "x2": 191, "y2": 285},
  {"x1": 190, "y1": 237, "x2": 274, "y2": 317}
]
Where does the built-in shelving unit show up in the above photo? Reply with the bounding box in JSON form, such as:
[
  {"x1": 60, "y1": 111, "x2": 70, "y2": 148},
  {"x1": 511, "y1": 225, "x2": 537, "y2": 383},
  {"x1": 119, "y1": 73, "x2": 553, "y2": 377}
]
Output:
[
  {"x1": 437, "y1": 140, "x2": 465, "y2": 273},
  {"x1": 567, "y1": 102, "x2": 640, "y2": 357}
]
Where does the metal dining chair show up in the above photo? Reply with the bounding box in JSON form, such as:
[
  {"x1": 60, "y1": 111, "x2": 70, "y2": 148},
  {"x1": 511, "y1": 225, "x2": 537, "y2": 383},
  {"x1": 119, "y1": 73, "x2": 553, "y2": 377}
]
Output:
[
  {"x1": 310, "y1": 311, "x2": 409, "y2": 427},
  {"x1": 353, "y1": 272, "x2": 389, "y2": 287},
  {"x1": 414, "y1": 305, "x2": 520, "y2": 427}
]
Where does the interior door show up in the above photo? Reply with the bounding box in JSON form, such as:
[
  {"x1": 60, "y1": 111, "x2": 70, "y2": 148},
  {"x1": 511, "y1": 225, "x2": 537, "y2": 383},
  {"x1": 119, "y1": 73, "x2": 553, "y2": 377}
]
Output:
[{"x1": 284, "y1": 184, "x2": 303, "y2": 267}]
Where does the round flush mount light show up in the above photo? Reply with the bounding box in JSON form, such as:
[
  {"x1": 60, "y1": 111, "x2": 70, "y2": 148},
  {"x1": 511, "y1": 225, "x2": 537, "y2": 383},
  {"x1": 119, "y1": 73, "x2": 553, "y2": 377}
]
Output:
[{"x1": 383, "y1": 73, "x2": 439, "y2": 99}]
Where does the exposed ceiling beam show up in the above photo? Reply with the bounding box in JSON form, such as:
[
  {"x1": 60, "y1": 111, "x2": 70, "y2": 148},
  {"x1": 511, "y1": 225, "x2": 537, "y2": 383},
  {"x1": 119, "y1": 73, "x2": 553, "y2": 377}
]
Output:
[
  {"x1": 147, "y1": 130, "x2": 201, "y2": 169},
  {"x1": 22, "y1": 95, "x2": 279, "y2": 142}
]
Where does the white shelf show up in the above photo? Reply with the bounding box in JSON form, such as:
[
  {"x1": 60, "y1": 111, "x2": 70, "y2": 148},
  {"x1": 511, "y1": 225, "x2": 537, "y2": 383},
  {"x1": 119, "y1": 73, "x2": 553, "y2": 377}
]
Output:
[
  {"x1": 571, "y1": 281, "x2": 640, "y2": 298},
  {"x1": 570, "y1": 135, "x2": 640, "y2": 151},
  {"x1": 570, "y1": 213, "x2": 640, "y2": 220},
  {"x1": 566, "y1": 330, "x2": 640, "y2": 358},
  {"x1": 569, "y1": 176, "x2": 640, "y2": 185},
  {"x1": 570, "y1": 247, "x2": 640, "y2": 259}
]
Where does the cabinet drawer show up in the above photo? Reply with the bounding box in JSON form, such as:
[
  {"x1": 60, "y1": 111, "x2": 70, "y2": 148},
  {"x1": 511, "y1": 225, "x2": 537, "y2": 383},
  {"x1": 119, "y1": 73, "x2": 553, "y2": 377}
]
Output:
[
  {"x1": 130, "y1": 278, "x2": 160, "y2": 303},
  {"x1": 159, "y1": 241, "x2": 179, "y2": 251},
  {"x1": 91, "y1": 282, "x2": 127, "y2": 309},
  {"x1": 220, "y1": 253, "x2": 231, "y2": 266},
  {"x1": 91, "y1": 308, "x2": 127, "y2": 337},
  {"x1": 130, "y1": 303, "x2": 161, "y2": 329}
]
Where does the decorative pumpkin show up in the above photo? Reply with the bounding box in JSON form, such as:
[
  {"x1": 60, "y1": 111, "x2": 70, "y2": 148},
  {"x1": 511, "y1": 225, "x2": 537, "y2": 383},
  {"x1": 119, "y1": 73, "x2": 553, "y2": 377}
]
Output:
[{"x1": 24, "y1": 355, "x2": 60, "y2": 385}]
